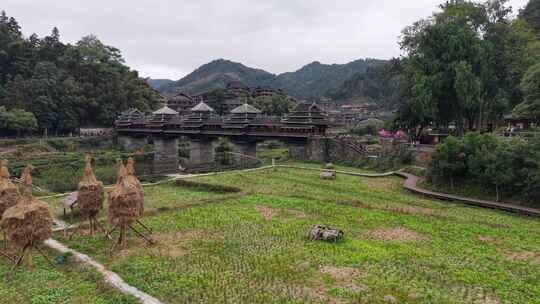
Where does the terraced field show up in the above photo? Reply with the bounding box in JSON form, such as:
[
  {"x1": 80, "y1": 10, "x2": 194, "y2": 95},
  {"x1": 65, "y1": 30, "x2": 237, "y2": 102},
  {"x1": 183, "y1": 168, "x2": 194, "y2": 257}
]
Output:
[{"x1": 2, "y1": 165, "x2": 540, "y2": 303}]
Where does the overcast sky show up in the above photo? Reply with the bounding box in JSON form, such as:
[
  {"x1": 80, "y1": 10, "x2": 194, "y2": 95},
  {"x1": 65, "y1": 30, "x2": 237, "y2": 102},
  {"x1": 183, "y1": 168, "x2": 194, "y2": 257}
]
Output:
[{"x1": 3, "y1": 0, "x2": 530, "y2": 80}]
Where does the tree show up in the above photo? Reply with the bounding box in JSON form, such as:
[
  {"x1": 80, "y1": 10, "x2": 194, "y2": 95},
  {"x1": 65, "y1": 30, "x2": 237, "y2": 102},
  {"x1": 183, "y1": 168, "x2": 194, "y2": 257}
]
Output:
[
  {"x1": 0, "y1": 11, "x2": 160, "y2": 133},
  {"x1": 466, "y1": 134, "x2": 512, "y2": 201},
  {"x1": 520, "y1": 0, "x2": 540, "y2": 36},
  {"x1": 0, "y1": 106, "x2": 37, "y2": 136},
  {"x1": 398, "y1": 0, "x2": 535, "y2": 133},
  {"x1": 454, "y1": 61, "x2": 482, "y2": 131},
  {"x1": 251, "y1": 95, "x2": 295, "y2": 116},
  {"x1": 429, "y1": 136, "x2": 466, "y2": 189},
  {"x1": 513, "y1": 63, "x2": 540, "y2": 118}
]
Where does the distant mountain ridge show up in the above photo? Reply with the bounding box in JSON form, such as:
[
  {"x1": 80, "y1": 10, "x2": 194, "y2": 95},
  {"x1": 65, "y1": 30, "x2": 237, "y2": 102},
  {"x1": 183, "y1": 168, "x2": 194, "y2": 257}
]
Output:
[
  {"x1": 147, "y1": 78, "x2": 174, "y2": 90},
  {"x1": 156, "y1": 58, "x2": 387, "y2": 99}
]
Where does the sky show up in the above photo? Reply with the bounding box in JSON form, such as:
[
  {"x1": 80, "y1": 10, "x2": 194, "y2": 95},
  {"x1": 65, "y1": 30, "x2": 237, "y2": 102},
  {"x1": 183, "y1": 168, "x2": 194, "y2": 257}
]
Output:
[{"x1": 3, "y1": 0, "x2": 530, "y2": 80}]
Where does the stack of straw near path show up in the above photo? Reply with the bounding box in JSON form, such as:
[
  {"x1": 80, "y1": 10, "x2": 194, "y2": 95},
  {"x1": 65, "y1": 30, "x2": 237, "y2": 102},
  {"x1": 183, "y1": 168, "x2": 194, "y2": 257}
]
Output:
[
  {"x1": 0, "y1": 160, "x2": 20, "y2": 219},
  {"x1": 108, "y1": 159, "x2": 143, "y2": 227},
  {"x1": 78, "y1": 156, "x2": 104, "y2": 218},
  {"x1": 1, "y1": 165, "x2": 52, "y2": 247},
  {"x1": 125, "y1": 157, "x2": 144, "y2": 216}
]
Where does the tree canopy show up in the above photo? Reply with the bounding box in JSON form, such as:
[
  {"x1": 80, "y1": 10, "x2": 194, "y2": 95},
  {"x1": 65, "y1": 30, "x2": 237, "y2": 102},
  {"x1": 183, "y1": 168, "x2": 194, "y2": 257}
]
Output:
[
  {"x1": 0, "y1": 11, "x2": 160, "y2": 135},
  {"x1": 521, "y1": 0, "x2": 540, "y2": 36},
  {"x1": 397, "y1": 0, "x2": 540, "y2": 134},
  {"x1": 251, "y1": 95, "x2": 295, "y2": 116}
]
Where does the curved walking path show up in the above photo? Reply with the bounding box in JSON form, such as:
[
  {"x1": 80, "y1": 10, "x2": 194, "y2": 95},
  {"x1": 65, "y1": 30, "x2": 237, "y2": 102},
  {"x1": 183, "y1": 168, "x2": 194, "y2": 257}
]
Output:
[
  {"x1": 277, "y1": 164, "x2": 540, "y2": 217},
  {"x1": 394, "y1": 171, "x2": 540, "y2": 217}
]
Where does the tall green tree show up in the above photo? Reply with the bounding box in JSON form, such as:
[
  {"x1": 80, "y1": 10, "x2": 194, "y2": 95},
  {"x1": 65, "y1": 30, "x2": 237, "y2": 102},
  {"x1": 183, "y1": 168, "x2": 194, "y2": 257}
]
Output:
[
  {"x1": 398, "y1": 0, "x2": 536, "y2": 133},
  {"x1": 0, "y1": 106, "x2": 37, "y2": 136},
  {"x1": 0, "y1": 11, "x2": 160, "y2": 134},
  {"x1": 520, "y1": 0, "x2": 540, "y2": 36},
  {"x1": 513, "y1": 63, "x2": 540, "y2": 117}
]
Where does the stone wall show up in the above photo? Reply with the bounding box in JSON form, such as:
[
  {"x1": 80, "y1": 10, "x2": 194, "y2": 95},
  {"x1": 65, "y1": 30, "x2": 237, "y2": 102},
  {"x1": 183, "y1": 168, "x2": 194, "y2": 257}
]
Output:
[
  {"x1": 288, "y1": 137, "x2": 366, "y2": 163},
  {"x1": 153, "y1": 138, "x2": 179, "y2": 174}
]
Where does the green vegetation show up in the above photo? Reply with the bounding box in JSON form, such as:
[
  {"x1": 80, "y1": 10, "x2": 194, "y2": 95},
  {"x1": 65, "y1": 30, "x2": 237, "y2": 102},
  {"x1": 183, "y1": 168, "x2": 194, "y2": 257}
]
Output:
[
  {"x1": 44, "y1": 165, "x2": 539, "y2": 304},
  {"x1": 0, "y1": 106, "x2": 37, "y2": 136},
  {"x1": 396, "y1": 0, "x2": 540, "y2": 137},
  {"x1": 0, "y1": 249, "x2": 137, "y2": 303},
  {"x1": 0, "y1": 138, "x2": 158, "y2": 194},
  {"x1": 251, "y1": 95, "x2": 295, "y2": 116},
  {"x1": 326, "y1": 60, "x2": 400, "y2": 106},
  {"x1": 521, "y1": 0, "x2": 540, "y2": 36},
  {"x1": 514, "y1": 63, "x2": 540, "y2": 118},
  {"x1": 0, "y1": 11, "x2": 160, "y2": 135},
  {"x1": 428, "y1": 132, "x2": 540, "y2": 205}
]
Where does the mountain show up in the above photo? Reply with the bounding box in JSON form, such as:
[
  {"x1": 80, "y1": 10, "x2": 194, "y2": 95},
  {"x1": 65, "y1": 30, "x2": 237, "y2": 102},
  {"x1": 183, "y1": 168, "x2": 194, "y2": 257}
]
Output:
[
  {"x1": 159, "y1": 58, "x2": 387, "y2": 99},
  {"x1": 273, "y1": 59, "x2": 387, "y2": 98},
  {"x1": 326, "y1": 60, "x2": 400, "y2": 107},
  {"x1": 147, "y1": 78, "x2": 174, "y2": 90},
  {"x1": 159, "y1": 59, "x2": 275, "y2": 96}
]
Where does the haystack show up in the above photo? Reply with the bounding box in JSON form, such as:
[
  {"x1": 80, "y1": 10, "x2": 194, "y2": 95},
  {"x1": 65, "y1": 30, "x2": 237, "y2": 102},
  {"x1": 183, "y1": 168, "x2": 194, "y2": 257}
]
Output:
[
  {"x1": 1, "y1": 164, "x2": 53, "y2": 272},
  {"x1": 78, "y1": 154, "x2": 104, "y2": 219},
  {"x1": 108, "y1": 159, "x2": 143, "y2": 227},
  {"x1": 72, "y1": 154, "x2": 106, "y2": 236},
  {"x1": 0, "y1": 160, "x2": 20, "y2": 220},
  {"x1": 107, "y1": 159, "x2": 152, "y2": 250},
  {"x1": 125, "y1": 157, "x2": 144, "y2": 216}
]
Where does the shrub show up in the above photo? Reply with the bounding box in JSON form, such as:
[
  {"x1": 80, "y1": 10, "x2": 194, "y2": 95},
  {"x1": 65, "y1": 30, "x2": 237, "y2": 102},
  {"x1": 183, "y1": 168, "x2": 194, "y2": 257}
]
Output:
[{"x1": 428, "y1": 133, "x2": 540, "y2": 204}]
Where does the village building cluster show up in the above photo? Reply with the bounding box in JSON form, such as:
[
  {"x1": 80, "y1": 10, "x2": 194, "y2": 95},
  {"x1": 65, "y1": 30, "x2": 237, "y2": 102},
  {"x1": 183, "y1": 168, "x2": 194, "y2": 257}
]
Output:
[{"x1": 167, "y1": 81, "x2": 292, "y2": 115}]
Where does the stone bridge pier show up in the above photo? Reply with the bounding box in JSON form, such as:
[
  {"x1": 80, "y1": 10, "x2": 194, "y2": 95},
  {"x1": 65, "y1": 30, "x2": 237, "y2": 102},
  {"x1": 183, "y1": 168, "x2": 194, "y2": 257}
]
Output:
[
  {"x1": 287, "y1": 137, "x2": 367, "y2": 163},
  {"x1": 230, "y1": 140, "x2": 258, "y2": 166},
  {"x1": 185, "y1": 139, "x2": 216, "y2": 170},
  {"x1": 153, "y1": 137, "x2": 179, "y2": 174}
]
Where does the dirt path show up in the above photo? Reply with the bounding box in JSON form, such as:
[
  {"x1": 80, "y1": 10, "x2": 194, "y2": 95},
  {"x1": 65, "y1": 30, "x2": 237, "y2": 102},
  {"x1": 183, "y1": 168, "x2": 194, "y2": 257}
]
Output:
[{"x1": 44, "y1": 239, "x2": 163, "y2": 304}]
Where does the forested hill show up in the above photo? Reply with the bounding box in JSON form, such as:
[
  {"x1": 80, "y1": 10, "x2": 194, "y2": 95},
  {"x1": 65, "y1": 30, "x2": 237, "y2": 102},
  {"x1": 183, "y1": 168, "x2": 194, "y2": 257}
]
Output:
[
  {"x1": 147, "y1": 78, "x2": 174, "y2": 91},
  {"x1": 158, "y1": 58, "x2": 387, "y2": 99},
  {"x1": 325, "y1": 60, "x2": 400, "y2": 106},
  {"x1": 0, "y1": 11, "x2": 160, "y2": 135},
  {"x1": 158, "y1": 59, "x2": 275, "y2": 95},
  {"x1": 273, "y1": 59, "x2": 387, "y2": 99}
]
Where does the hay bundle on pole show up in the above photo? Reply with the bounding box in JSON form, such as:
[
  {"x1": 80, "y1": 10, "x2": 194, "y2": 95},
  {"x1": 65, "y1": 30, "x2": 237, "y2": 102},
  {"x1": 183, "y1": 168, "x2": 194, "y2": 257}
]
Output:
[
  {"x1": 0, "y1": 160, "x2": 20, "y2": 247},
  {"x1": 108, "y1": 158, "x2": 152, "y2": 252},
  {"x1": 1, "y1": 164, "x2": 53, "y2": 275},
  {"x1": 76, "y1": 154, "x2": 105, "y2": 236},
  {"x1": 125, "y1": 157, "x2": 144, "y2": 216}
]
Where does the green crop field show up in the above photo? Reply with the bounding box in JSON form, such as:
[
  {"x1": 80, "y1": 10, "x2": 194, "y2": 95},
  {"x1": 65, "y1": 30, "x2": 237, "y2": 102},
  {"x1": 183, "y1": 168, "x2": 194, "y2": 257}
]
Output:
[{"x1": 2, "y1": 164, "x2": 540, "y2": 303}]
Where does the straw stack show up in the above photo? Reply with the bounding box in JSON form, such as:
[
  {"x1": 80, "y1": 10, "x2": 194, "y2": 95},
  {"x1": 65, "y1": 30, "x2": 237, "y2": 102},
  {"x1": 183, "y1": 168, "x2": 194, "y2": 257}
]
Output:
[
  {"x1": 0, "y1": 160, "x2": 20, "y2": 218},
  {"x1": 1, "y1": 165, "x2": 52, "y2": 248},
  {"x1": 77, "y1": 154, "x2": 104, "y2": 220},
  {"x1": 108, "y1": 159, "x2": 143, "y2": 227}
]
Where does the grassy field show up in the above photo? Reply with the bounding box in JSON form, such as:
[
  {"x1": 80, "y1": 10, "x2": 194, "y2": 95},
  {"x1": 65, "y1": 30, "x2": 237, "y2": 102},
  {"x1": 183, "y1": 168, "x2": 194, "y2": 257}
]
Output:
[
  {"x1": 0, "y1": 248, "x2": 138, "y2": 304},
  {"x1": 34, "y1": 165, "x2": 540, "y2": 304}
]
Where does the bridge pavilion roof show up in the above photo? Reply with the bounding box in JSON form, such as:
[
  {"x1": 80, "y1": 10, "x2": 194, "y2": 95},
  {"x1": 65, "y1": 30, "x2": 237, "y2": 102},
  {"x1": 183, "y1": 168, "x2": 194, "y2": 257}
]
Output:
[
  {"x1": 283, "y1": 101, "x2": 328, "y2": 126},
  {"x1": 191, "y1": 101, "x2": 215, "y2": 112},
  {"x1": 115, "y1": 108, "x2": 146, "y2": 128},
  {"x1": 224, "y1": 103, "x2": 262, "y2": 127},
  {"x1": 153, "y1": 106, "x2": 179, "y2": 115},
  {"x1": 230, "y1": 103, "x2": 262, "y2": 114}
]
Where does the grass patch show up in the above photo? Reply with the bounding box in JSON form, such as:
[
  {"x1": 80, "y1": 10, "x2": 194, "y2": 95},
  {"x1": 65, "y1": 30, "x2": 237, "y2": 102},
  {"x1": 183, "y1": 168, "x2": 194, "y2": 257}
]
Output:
[
  {"x1": 0, "y1": 247, "x2": 138, "y2": 304},
  {"x1": 54, "y1": 166, "x2": 540, "y2": 304},
  {"x1": 175, "y1": 179, "x2": 242, "y2": 193}
]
